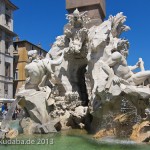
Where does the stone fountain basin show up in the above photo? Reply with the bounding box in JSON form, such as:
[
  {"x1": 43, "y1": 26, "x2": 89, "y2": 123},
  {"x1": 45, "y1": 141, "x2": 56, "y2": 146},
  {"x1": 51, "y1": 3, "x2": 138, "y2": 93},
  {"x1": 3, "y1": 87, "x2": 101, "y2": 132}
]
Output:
[{"x1": 0, "y1": 129, "x2": 150, "y2": 150}]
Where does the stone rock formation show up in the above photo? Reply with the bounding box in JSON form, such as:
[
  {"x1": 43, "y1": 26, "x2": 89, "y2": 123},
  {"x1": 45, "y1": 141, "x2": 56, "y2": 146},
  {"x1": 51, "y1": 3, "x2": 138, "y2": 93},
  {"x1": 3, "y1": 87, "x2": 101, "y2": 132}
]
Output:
[{"x1": 130, "y1": 121, "x2": 150, "y2": 143}]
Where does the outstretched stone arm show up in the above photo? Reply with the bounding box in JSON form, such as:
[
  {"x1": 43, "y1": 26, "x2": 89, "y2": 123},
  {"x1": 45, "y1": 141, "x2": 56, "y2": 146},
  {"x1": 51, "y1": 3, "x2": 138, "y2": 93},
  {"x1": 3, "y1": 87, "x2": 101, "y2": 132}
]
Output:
[
  {"x1": 139, "y1": 58, "x2": 145, "y2": 71},
  {"x1": 48, "y1": 51, "x2": 64, "y2": 65},
  {"x1": 128, "y1": 59, "x2": 141, "y2": 71},
  {"x1": 128, "y1": 65, "x2": 139, "y2": 71},
  {"x1": 129, "y1": 58, "x2": 145, "y2": 71}
]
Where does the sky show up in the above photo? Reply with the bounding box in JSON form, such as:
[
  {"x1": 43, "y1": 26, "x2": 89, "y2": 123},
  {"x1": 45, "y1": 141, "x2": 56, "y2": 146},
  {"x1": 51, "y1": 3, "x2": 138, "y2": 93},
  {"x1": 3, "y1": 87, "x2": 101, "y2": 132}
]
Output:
[{"x1": 11, "y1": 0, "x2": 150, "y2": 69}]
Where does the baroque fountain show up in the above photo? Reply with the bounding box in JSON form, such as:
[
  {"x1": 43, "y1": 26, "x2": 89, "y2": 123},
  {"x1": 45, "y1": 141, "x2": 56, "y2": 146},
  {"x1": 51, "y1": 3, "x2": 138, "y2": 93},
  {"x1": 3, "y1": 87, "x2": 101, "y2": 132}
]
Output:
[{"x1": 1, "y1": 9, "x2": 150, "y2": 144}]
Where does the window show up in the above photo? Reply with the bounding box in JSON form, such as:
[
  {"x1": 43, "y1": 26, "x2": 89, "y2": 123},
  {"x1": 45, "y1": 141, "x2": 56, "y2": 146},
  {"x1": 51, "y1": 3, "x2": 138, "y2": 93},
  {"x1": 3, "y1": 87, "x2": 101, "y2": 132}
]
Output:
[
  {"x1": 39, "y1": 50, "x2": 42, "y2": 55},
  {"x1": 13, "y1": 55, "x2": 19, "y2": 63},
  {"x1": 14, "y1": 43, "x2": 17, "y2": 51},
  {"x1": 5, "y1": 62, "x2": 11, "y2": 77},
  {"x1": 5, "y1": 41, "x2": 10, "y2": 54},
  {"x1": 14, "y1": 70, "x2": 19, "y2": 80},
  {"x1": 4, "y1": 83, "x2": 8, "y2": 94},
  {"x1": 6, "y1": 7, "x2": 9, "y2": 11},
  {"x1": 5, "y1": 6, "x2": 11, "y2": 16},
  {"x1": 31, "y1": 45, "x2": 34, "y2": 50},
  {"x1": 5, "y1": 14, "x2": 11, "y2": 26}
]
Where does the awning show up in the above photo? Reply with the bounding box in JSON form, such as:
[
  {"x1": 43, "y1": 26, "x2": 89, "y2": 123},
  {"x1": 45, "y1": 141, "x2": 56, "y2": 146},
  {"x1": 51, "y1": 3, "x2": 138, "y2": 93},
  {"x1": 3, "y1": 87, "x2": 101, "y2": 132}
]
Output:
[{"x1": 0, "y1": 98, "x2": 15, "y2": 103}]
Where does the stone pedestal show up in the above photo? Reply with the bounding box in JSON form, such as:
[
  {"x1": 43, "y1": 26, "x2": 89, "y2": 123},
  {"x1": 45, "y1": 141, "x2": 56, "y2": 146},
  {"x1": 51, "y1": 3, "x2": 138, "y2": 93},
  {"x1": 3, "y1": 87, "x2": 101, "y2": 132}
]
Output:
[{"x1": 66, "y1": 0, "x2": 106, "y2": 26}]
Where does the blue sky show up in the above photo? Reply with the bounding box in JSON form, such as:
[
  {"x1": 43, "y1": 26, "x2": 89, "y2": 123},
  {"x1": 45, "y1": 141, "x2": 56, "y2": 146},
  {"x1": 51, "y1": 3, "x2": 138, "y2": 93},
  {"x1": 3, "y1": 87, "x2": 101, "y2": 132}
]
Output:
[{"x1": 11, "y1": 0, "x2": 150, "y2": 69}]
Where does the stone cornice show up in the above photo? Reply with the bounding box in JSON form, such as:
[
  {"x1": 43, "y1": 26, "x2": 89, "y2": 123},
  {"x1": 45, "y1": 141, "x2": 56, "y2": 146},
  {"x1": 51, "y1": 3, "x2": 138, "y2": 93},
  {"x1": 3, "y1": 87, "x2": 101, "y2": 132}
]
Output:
[
  {"x1": 0, "y1": 52, "x2": 13, "y2": 58},
  {"x1": 0, "y1": 80, "x2": 13, "y2": 84},
  {"x1": 0, "y1": 24, "x2": 17, "y2": 37},
  {"x1": 0, "y1": 74, "x2": 13, "y2": 79}
]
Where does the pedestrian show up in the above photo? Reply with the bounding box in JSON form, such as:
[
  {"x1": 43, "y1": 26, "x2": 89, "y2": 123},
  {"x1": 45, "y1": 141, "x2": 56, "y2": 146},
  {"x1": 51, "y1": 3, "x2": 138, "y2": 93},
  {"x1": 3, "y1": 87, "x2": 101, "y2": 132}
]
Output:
[
  {"x1": 2, "y1": 108, "x2": 8, "y2": 119},
  {"x1": 1, "y1": 103, "x2": 5, "y2": 113}
]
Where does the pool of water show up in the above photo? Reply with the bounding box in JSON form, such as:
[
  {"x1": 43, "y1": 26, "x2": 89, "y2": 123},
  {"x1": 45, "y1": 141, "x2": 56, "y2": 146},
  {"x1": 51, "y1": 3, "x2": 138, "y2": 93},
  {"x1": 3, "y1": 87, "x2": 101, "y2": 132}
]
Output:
[{"x1": 0, "y1": 129, "x2": 150, "y2": 150}]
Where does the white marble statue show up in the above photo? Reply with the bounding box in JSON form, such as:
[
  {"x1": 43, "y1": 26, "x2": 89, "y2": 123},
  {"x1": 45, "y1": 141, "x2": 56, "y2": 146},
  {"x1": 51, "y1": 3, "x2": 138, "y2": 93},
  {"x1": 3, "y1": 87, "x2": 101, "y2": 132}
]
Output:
[
  {"x1": 104, "y1": 40, "x2": 150, "y2": 86},
  {"x1": 25, "y1": 49, "x2": 64, "y2": 90},
  {"x1": 46, "y1": 35, "x2": 66, "y2": 60},
  {"x1": 88, "y1": 12, "x2": 150, "y2": 90},
  {"x1": 64, "y1": 8, "x2": 90, "y2": 57},
  {"x1": 7, "y1": 10, "x2": 150, "y2": 140}
]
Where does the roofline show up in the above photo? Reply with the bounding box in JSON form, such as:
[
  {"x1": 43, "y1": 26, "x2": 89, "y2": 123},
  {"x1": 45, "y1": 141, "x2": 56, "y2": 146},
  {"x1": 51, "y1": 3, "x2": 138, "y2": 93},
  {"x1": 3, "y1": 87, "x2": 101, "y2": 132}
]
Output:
[
  {"x1": 13, "y1": 40, "x2": 48, "y2": 53},
  {"x1": 0, "y1": 24, "x2": 17, "y2": 37},
  {"x1": 5, "y1": 0, "x2": 18, "y2": 10}
]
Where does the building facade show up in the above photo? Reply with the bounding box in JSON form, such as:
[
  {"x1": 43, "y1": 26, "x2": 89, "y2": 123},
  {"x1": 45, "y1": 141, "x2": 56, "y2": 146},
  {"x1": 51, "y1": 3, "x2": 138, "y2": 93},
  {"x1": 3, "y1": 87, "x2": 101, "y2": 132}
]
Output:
[
  {"x1": 13, "y1": 40, "x2": 47, "y2": 97},
  {"x1": 0, "y1": 0, "x2": 18, "y2": 99}
]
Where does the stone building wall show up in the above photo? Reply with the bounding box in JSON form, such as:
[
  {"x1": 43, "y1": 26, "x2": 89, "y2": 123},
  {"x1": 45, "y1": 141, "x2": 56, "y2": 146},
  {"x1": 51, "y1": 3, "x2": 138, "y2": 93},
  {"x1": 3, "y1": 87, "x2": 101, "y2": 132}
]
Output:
[{"x1": 0, "y1": 0, "x2": 17, "y2": 99}]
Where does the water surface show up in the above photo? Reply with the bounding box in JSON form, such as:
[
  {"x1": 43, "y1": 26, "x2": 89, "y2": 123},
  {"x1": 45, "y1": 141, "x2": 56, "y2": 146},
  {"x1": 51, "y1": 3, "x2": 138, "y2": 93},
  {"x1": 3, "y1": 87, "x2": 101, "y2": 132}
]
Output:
[{"x1": 0, "y1": 129, "x2": 150, "y2": 150}]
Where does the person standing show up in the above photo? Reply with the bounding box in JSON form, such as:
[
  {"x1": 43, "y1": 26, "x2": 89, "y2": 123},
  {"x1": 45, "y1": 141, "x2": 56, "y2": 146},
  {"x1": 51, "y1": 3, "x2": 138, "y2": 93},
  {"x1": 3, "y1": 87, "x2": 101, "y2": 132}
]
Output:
[{"x1": 1, "y1": 103, "x2": 5, "y2": 113}]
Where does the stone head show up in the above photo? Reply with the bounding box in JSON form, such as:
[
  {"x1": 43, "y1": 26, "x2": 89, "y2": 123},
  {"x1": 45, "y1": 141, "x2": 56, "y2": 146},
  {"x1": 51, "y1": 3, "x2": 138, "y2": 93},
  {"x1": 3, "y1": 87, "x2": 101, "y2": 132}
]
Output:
[
  {"x1": 120, "y1": 44, "x2": 129, "y2": 58},
  {"x1": 73, "y1": 8, "x2": 80, "y2": 21},
  {"x1": 116, "y1": 39, "x2": 129, "y2": 58},
  {"x1": 55, "y1": 36, "x2": 65, "y2": 47},
  {"x1": 28, "y1": 50, "x2": 38, "y2": 61}
]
